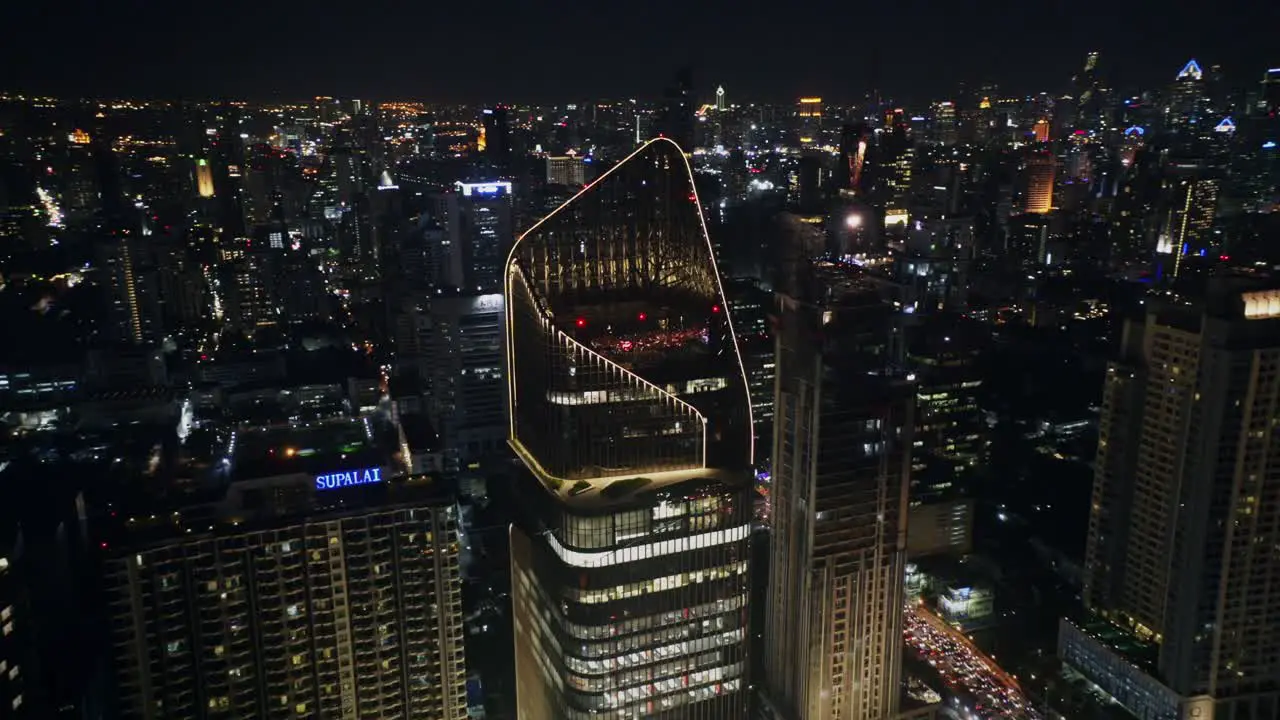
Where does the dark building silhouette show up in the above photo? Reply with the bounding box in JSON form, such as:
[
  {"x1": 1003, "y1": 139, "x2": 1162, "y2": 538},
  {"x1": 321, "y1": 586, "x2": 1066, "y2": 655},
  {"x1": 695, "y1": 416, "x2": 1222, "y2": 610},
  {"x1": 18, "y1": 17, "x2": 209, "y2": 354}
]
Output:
[{"x1": 658, "y1": 67, "x2": 695, "y2": 152}]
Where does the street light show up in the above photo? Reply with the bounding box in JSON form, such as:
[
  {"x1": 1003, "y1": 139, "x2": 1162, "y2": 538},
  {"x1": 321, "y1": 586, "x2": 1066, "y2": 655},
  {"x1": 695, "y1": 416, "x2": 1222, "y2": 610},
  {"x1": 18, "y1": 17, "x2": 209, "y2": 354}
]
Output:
[{"x1": 845, "y1": 213, "x2": 863, "y2": 229}]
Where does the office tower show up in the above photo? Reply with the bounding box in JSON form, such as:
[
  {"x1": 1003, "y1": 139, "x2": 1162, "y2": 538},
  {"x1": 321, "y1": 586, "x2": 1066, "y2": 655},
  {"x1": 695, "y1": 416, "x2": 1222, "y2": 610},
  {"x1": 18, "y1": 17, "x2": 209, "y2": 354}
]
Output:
[
  {"x1": 432, "y1": 181, "x2": 514, "y2": 292},
  {"x1": 1064, "y1": 281, "x2": 1280, "y2": 720},
  {"x1": 1168, "y1": 59, "x2": 1209, "y2": 130},
  {"x1": 396, "y1": 292, "x2": 506, "y2": 471},
  {"x1": 725, "y1": 278, "x2": 775, "y2": 467},
  {"x1": 546, "y1": 155, "x2": 587, "y2": 187},
  {"x1": 797, "y1": 97, "x2": 823, "y2": 147},
  {"x1": 905, "y1": 317, "x2": 983, "y2": 558},
  {"x1": 483, "y1": 106, "x2": 512, "y2": 170},
  {"x1": 104, "y1": 468, "x2": 465, "y2": 712},
  {"x1": 716, "y1": 85, "x2": 727, "y2": 112},
  {"x1": 1024, "y1": 152, "x2": 1055, "y2": 214},
  {"x1": 931, "y1": 101, "x2": 958, "y2": 145},
  {"x1": 764, "y1": 265, "x2": 912, "y2": 720},
  {"x1": 507, "y1": 138, "x2": 755, "y2": 719},
  {"x1": 658, "y1": 67, "x2": 695, "y2": 152}
]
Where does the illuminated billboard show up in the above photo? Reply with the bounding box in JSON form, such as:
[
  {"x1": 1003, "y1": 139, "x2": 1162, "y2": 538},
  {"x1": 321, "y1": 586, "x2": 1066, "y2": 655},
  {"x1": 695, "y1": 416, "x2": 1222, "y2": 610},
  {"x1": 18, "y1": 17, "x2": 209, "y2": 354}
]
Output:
[
  {"x1": 456, "y1": 181, "x2": 512, "y2": 197},
  {"x1": 315, "y1": 467, "x2": 383, "y2": 491}
]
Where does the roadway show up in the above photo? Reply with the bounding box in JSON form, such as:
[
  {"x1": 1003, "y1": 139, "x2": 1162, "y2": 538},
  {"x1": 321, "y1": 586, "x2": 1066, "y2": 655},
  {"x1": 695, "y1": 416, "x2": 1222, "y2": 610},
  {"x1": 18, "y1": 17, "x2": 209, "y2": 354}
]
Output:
[{"x1": 904, "y1": 602, "x2": 1042, "y2": 720}]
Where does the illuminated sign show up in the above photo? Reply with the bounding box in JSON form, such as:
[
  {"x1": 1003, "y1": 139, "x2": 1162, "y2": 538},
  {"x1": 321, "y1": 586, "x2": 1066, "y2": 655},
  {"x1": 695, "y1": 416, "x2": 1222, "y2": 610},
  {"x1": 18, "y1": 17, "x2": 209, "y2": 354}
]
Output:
[
  {"x1": 315, "y1": 467, "x2": 383, "y2": 491},
  {"x1": 456, "y1": 181, "x2": 512, "y2": 197}
]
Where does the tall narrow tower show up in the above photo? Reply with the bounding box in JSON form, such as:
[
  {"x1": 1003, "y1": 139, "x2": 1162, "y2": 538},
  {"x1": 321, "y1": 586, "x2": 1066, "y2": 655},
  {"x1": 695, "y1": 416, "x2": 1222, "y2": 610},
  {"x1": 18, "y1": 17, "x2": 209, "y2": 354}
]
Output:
[
  {"x1": 763, "y1": 265, "x2": 913, "y2": 720},
  {"x1": 507, "y1": 138, "x2": 755, "y2": 719}
]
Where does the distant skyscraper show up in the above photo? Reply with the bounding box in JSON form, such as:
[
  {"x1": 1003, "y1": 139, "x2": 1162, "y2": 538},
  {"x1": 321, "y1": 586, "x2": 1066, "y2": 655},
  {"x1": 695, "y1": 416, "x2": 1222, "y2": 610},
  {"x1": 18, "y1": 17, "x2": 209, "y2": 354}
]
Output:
[
  {"x1": 1260, "y1": 67, "x2": 1280, "y2": 115},
  {"x1": 1168, "y1": 59, "x2": 1209, "y2": 130},
  {"x1": 194, "y1": 158, "x2": 215, "y2": 198},
  {"x1": 1159, "y1": 176, "x2": 1218, "y2": 279},
  {"x1": 932, "y1": 101, "x2": 958, "y2": 145},
  {"x1": 545, "y1": 155, "x2": 587, "y2": 186},
  {"x1": 716, "y1": 85, "x2": 727, "y2": 112},
  {"x1": 482, "y1": 106, "x2": 512, "y2": 170},
  {"x1": 798, "y1": 97, "x2": 823, "y2": 146},
  {"x1": 1024, "y1": 152, "x2": 1055, "y2": 214},
  {"x1": 433, "y1": 181, "x2": 514, "y2": 292},
  {"x1": 1068, "y1": 281, "x2": 1280, "y2": 720},
  {"x1": 507, "y1": 138, "x2": 755, "y2": 719},
  {"x1": 658, "y1": 67, "x2": 695, "y2": 152},
  {"x1": 98, "y1": 229, "x2": 163, "y2": 345},
  {"x1": 837, "y1": 123, "x2": 873, "y2": 195},
  {"x1": 1033, "y1": 118, "x2": 1052, "y2": 143},
  {"x1": 764, "y1": 267, "x2": 912, "y2": 720}
]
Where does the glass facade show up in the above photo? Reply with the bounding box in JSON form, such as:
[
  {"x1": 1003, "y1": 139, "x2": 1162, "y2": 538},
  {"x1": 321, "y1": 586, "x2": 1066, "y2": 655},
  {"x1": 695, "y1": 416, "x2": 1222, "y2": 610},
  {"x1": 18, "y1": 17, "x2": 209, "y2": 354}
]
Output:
[{"x1": 506, "y1": 138, "x2": 754, "y2": 719}]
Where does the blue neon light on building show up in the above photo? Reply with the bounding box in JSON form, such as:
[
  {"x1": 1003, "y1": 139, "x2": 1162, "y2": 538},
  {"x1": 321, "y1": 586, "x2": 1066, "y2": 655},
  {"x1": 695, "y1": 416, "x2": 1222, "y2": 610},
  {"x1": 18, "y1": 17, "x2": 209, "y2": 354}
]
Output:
[{"x1": 315, "y1": 467, "x2": 383, "y2": 490}]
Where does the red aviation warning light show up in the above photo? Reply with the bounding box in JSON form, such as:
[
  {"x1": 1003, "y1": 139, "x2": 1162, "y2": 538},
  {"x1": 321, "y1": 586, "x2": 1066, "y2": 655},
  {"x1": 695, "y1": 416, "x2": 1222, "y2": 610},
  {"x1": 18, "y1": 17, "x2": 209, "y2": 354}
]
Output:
[{"x1": 575, "y1": 317, "x2": 587, "y2": 328}]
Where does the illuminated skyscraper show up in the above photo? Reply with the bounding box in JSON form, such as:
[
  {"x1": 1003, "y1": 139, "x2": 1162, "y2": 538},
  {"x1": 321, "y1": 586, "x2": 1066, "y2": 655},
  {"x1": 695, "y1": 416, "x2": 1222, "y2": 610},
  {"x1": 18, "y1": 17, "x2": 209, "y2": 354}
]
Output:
[
  {"x1": 716, "y1": 85, "x2": 726, "y2": 112},
  {"x1": 194, "y1": 158, "x2": 215, "y2": 198},
  {"x1": 1168, "y1": 59, "x2": 1209, "y2": 130},
  {"x1": 763, "y1": 265, "x2": 912, "y2": 720},
  {"x1": 1024, "y1": 152, "x2": 1055, "y2": 214},
  {"x1": 1033, "y1": 118, "x2": 1052, "y2": 143},
  {"x1": 931, "y1": 101, "x2": 957, "y2": 145},
  {"x1": 798, "y1": 97, "x2": 823, "y2": 146},
  {"x1": 507, "y1": 138, "x2": 755, "y2": 719},
  {"x1": 433, "y1": 181, "x2": 514, "y2": 292},
  {"x1": 1066, "y1": 281, "x2": 1280, "y2": 720},
  {"x1": 1168, "y1": 176, "x2": 1218, "y2": 278}
]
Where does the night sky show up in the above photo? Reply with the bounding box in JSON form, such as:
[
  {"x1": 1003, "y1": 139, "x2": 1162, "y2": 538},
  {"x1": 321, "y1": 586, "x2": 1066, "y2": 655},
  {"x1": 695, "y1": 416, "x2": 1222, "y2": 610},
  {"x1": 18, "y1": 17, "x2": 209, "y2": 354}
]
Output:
[{"x1": 4, "y1": 0, "x2": 1279, "y2": 103}]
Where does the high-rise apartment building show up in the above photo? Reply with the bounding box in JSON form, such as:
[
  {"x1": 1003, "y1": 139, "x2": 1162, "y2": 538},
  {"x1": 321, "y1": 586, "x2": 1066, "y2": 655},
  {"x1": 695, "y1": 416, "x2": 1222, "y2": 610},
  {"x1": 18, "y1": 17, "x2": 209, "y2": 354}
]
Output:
[
  {"x1": 506, "y1": 138, "x2": 755, "y2": 719},
  {"x1": 763, "y1": 264, "x2": 912, "y2": 720},
  {"x1": 1063, "y1": 281, "x2": 1280, "y2": 720},
  {"x1": 106, "y1": 452, "x2": 467, "y2": 719}
]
